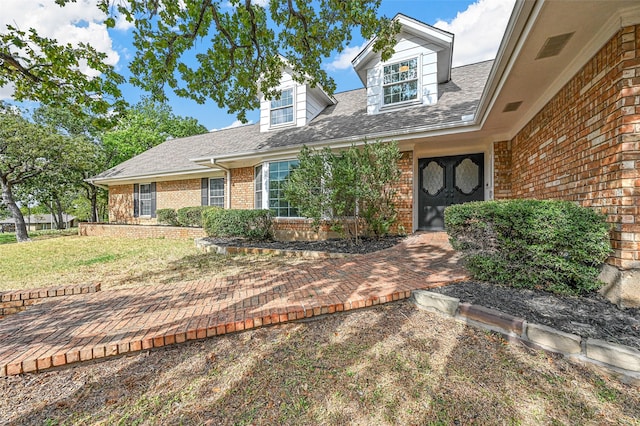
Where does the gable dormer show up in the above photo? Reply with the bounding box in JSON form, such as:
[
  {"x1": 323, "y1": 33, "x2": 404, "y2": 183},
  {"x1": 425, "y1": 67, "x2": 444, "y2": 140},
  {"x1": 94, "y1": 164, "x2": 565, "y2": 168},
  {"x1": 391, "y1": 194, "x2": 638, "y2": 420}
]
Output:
[
  {"x1": 259, "y1": 67, "x2": 336, "y2": 132},
  {"x1": 352, "y1": 14, "x2": 454, "y2": 115}
]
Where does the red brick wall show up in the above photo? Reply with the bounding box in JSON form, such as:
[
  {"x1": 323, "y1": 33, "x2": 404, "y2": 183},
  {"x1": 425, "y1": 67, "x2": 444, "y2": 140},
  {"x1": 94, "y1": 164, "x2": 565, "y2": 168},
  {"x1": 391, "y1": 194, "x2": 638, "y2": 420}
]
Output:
[
  {"x1": 157, "y1": 179, "x2": 201, "y2": 210},
  {"x1": 231, "y1": 167, "x2": 254, "y2": 209},
  {"x1": 394, "y1": 151, "x2": 414, "y2": 233},
  {"x1": 494, "y1": 25, "x2": 640, "y2": 269},
  {"x1": 493, "y1": 141, "x2": 512, "y2": 200},
  {"x1": 80, "y1": 223, "x2": 206, "y2": 239},
  {"x1": 108, "y1": 180, "x2": 202, "y2": 224},
  {"x1": 109, "y1": 185, "x2": 134, "y2": 223},
  {"x1": 272, "y1": 218, "x2": 339, "y2": 241}
]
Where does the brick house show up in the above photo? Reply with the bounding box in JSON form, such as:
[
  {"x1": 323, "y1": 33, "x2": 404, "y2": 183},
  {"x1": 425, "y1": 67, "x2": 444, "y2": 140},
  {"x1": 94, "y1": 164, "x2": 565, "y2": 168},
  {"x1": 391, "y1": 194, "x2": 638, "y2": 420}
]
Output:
[{"x1": 90, "y1": 2, "x2": 640, "y2": 307}]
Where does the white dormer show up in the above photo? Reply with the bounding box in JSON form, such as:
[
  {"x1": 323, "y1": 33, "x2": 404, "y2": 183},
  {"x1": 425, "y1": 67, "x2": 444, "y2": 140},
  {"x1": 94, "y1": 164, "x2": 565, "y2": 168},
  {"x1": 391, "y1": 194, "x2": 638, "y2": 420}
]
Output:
[
  {"x1": 259, "y1": 67, "x2": 336, "y2": 132},
  {"x1": 352, "y1": 14, "x2": 454, "y2": 115}
]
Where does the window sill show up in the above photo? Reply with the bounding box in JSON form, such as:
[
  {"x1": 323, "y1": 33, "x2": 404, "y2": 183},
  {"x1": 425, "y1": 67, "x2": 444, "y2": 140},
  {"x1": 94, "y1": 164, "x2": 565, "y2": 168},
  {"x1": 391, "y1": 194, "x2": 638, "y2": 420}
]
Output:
[
  {"x1": 380, "y1": 99, "x2": 422, "y2": 112},
  {"x1": 269, "y1": 122, "x2": 296, "y2": 130}
]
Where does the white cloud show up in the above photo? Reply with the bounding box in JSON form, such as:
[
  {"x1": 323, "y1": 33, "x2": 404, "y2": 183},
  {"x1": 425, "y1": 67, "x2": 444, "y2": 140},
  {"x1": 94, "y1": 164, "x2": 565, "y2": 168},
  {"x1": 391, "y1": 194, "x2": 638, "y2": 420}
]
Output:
[
  {"x1": 210, "y1": 119, "x2": 252, "y2": 132},
  {"x1": 434, "y1": 0, "x2": 516, "y2": 67},
  {"x1": 325, "y1": 43, "x2": 366, "y2": 71},
  {"x1": 1, "y1": 0, "x2": 121, "y2": 96},
  {"x1": 115, "y1": 13, "x2": 135, "y2": 31}
]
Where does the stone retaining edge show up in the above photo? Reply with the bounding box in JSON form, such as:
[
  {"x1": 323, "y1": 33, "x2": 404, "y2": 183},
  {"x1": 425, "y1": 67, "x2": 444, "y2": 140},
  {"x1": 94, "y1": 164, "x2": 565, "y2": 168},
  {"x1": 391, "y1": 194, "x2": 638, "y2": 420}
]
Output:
[
  {"x1": 195, "y1": 238, "x2": 352, "y2": 259},
  {"x1": 0, "y1": 284, "x2": 101, "y2": 316},
  {"x1": 412, "y1": 289, "x2": 640, "y2": 384}
]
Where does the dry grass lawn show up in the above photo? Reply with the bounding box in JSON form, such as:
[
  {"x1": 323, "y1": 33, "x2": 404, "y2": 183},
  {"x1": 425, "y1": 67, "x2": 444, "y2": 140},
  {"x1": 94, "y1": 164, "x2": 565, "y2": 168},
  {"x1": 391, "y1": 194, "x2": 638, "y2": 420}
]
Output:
[
  {"x1": 1, "y1": 301, "x2": 638, "y2": 425},
  {"x1": 0, "y1": 235, "x2": 307, "y2": 291}
]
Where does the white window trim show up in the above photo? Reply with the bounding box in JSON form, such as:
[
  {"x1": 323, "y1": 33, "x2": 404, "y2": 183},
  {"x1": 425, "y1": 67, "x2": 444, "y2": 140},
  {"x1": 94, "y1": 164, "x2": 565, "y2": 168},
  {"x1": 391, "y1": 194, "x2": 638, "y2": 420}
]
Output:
[
  {"x1": 208, "y1": 177, "x2": 225, "y2": 208},
  {"x1": 254, "y1": 164, "x2": 266, "y2": 209},
  {"x1": 138, "y1": 183, "x2": 152, "y2": 217},
  {"x1": 258, "y1": 160, "x2": 305, "y2": 218},
  {"x1": 380, "y1": 56, "x2": 421, "y2": 109},
  {"x1": 269, "y1": 87, "x2": 296, "y2": 128}
]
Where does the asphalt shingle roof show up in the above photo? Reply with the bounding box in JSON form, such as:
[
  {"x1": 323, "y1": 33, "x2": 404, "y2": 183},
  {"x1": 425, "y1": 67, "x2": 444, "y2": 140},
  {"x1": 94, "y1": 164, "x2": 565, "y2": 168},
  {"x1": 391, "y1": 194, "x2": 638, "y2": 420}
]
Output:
[{"x1": 92, "y1": 60, "x2": 493, "y2": 182}]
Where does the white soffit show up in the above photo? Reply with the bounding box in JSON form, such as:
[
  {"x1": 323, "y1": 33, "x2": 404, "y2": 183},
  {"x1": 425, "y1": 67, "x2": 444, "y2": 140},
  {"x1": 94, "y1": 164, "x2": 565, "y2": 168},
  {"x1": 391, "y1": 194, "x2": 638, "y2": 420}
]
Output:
[{"x1": 480, "y1": 0, "x2": 640, "y2": 140}]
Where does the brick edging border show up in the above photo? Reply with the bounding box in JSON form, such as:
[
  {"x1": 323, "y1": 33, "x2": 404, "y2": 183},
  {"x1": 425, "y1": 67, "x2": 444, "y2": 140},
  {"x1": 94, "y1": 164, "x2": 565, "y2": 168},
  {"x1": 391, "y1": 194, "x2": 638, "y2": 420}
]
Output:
[
  {"x1": 0, "y1": 284, "x2": 101, "y2": 317},
  {"x1": 413, "y1": 290, "x2": 640, "y2": 385},
  {"x1": 195, "y1": 238, "x2": 353, "y2": 259},
  {"x1": 0, "y1": 290, "x2": 411, "y2": 376}
]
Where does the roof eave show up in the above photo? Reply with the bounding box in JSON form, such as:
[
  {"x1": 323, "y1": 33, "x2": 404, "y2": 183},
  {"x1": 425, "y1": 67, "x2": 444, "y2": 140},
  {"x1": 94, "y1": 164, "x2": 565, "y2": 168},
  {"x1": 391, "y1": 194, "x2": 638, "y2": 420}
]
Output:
[{"x1": 472, "y1": 0, "x2": 539, "y2": 129}]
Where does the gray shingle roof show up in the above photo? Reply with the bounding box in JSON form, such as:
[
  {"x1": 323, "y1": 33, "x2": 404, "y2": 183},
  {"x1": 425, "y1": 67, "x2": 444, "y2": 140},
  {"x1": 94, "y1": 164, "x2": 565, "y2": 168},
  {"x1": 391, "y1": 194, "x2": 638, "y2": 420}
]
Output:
[{"x1": 92, "y1": 60, "x2": 493, "y2": 183}]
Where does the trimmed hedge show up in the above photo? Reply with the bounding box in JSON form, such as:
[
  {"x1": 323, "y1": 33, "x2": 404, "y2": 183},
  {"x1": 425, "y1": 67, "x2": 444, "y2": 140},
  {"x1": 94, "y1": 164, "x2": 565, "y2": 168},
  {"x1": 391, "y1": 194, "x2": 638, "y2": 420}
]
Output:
[
  {"x1": 445, "y1": 200, "x2": 611, "y2": 295},
  {"x1": 156, "y1": 208, "x2": 180, "y2": 226},
  {"x1": 202, "y1": 209, "x2": 272, "y2": 240},
  {"x1": 177, "y1": 206, "x2": 217, "y2": 227}
]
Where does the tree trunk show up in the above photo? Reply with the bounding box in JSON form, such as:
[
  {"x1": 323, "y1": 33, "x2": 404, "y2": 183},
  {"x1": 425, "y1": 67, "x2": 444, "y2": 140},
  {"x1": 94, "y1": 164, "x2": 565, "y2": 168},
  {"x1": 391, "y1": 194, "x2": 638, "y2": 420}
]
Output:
[
  {"x1": 83, "y1": 182, "x2": 100, "y2": 223},
  {"x1": 0, "y1": 179, "x2": 30, "y2": 242},
  {"x1": 54, "y1": 197, "x2": 64, "y2": 229},
  {"x1": 90, "y1": 186, "x2": 99, "y2": 223}
]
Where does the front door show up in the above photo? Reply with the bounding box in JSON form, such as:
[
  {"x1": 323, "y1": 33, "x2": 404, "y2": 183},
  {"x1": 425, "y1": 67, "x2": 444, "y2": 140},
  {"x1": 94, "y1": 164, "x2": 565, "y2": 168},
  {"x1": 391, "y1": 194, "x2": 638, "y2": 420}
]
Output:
[{"x1": 418, "y1": 153, "x2": 484, "y2": 230}]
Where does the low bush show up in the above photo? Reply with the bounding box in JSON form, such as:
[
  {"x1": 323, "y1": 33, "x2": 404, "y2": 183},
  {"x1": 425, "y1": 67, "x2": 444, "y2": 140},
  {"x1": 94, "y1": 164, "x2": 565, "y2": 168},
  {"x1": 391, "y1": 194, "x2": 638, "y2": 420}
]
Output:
[
  {"x1": 156, "y1": 208, "x2": 180, "y2": 226},
  {"x1": 445, "y1": 199, "x2": 611, "y2": 295},
  {"x1": 202, "y1": 209, "x2": 272, "y2": 240},
  {"x1": 176, "y1": 206, "x2": 217, "y2": 227}
]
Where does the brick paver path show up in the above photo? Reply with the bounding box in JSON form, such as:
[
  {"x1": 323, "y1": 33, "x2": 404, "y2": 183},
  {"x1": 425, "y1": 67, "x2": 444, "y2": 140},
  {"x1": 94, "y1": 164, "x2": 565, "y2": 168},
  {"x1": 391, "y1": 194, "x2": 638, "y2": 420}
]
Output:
[{"x1": 0, "y1": 232, "x2": 467, "y2": 376}]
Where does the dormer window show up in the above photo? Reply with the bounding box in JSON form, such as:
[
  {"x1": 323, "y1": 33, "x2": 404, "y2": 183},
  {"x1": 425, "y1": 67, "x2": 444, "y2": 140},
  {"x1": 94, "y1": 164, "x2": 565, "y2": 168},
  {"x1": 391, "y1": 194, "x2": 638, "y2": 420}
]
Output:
[
  {"x1": 383, "y1": 57, "x2": 419, "y2": 106},
  {"x1": 270, "y1": 88, "x2": 294, "y2": 126}
]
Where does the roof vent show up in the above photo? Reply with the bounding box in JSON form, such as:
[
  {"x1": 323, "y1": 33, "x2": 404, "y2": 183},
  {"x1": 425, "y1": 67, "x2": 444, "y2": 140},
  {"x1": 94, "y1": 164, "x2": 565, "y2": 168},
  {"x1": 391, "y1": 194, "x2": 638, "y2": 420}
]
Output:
[
  {"x1": 536, "y1": 32, "x2": 574, "y2": 60},
  {"x1": 503, "y1": 101, "x2": 522, "y2": 112}
]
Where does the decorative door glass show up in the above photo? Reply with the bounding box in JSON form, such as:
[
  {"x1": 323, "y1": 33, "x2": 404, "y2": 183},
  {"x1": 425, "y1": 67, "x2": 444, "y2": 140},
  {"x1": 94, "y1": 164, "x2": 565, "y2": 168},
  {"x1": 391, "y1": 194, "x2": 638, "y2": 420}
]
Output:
[
  {"x1": 454, "y1": 158, "x2": 479, "y2": 195},
  {"x1": 422, "y1": 161, "x2": 444, "y2": 195}
]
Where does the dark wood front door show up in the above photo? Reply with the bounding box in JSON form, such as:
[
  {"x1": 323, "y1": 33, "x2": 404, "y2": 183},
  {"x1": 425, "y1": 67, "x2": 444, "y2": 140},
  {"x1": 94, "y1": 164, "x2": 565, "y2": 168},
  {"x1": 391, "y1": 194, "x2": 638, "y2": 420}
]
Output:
[{"x1": 418, "y1": 153, "x2": 484, "y2": 230}]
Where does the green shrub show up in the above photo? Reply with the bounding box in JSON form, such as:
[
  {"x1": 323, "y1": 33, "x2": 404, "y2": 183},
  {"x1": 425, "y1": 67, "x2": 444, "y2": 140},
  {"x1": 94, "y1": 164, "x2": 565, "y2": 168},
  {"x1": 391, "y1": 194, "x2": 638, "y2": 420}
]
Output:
[
  {"x1": 284, "y1": 140, "x2": 402, "y2": 242},
  {"x1": 202, "y1": 209, "x2": 272, "y2": 240},
  {"x1": 156, "y1": 208, "x2": 179, "y2": 226},
  {"x1": 176, "y1": 206, "x2": 218, "y2": 227},
  {"x1": 445, "y1": 199, "x2": 611, "y2": 295}
]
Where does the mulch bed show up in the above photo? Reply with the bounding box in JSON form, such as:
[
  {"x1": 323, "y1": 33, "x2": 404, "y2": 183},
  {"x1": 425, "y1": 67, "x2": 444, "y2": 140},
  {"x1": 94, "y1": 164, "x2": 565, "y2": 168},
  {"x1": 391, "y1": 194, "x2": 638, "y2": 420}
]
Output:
[
  {"x1": 430, "y1": 281, "x2": 640, "y2": 350},
  {"x1": 202, "y1": 235, "x2": 405, "y2": 255}
]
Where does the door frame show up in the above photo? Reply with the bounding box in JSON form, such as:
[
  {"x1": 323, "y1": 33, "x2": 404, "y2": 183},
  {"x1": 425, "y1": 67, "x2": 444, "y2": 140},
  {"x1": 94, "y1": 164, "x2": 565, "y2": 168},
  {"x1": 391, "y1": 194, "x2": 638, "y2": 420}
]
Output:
[{"x1": 412, "y1": 146, "x2": 493, "y2": 232}]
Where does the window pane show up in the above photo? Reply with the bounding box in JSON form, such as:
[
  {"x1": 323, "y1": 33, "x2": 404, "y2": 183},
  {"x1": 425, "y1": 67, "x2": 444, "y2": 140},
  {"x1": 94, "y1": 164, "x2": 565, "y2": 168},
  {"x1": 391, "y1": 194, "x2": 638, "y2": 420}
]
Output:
[
  {"x1": 139, "y1": 184, "x2": 152, "y2": 216},
  {"x1": 270, "y1": 88, "x2": 294, "y2": 126},
  {"x1": 255, "y1": 165, "x2": 263, "y2": 209},
  {"x1": 209, "y1": 178, "x2": 224, "y2": 207},
  {"x1": 270, "y1": 88, "x2": 293, "y2": 109},
  {"x1": 268, "y1": 160, "x2": 299, "y2": 217},
  {"x1": 383, "y1": 57, "x2": 418, "y2": 105},
  {"x1": 270, "y1": 106, "x2": 294, "y2": 126}
]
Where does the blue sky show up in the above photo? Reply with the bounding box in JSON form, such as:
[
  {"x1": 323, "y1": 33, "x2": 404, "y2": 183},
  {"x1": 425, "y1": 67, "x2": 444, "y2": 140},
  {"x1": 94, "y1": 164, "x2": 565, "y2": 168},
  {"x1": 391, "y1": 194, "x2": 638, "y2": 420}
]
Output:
[{"x1": 2, "y1": 0, "x2": 515, "y2": 131}]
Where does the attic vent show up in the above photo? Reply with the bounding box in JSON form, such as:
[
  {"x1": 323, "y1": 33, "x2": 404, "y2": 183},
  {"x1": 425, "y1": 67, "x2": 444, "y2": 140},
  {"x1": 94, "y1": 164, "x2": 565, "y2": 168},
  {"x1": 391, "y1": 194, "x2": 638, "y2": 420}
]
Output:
[
  {"x1": 503, "y1": 101, "x2": 522, "y2": 112},
  {"x1": 535, "y1": 32, "x2": 574, "y2": 60}
]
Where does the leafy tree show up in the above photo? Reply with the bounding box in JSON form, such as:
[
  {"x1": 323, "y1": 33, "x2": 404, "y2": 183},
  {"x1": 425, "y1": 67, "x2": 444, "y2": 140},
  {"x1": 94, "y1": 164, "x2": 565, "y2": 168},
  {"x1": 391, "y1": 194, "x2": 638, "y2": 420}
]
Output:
[
  {"x1": 0, "y1": 24, "x2": 125, "y2": 116},
  {"x1": 0, "y1": 108, "x2": 73, "y2": 242},
  {"x1": 102, "y1": 99, "x2": 209, "y2": 165},
  {"x1": 2, "y1": 1, "x2": 399, "y2": 123},
  {"x1": 285, "y1": 140, "x2": 401, "y2": 243},
  {"x1": 32, "y1": 106, "x2": 114, "y2": 223}
]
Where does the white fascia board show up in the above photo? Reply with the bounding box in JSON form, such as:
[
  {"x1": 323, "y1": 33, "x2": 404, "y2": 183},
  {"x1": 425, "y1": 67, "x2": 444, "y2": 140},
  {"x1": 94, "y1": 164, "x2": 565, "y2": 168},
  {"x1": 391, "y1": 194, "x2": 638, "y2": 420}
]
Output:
[
  {"x1": 474, "y1": 0, "x2": 541, "y2": 132},
  {"x1": 352, "y1": 14, "x2": 453, "y2": 81},
  {"x1": 396, "y1": 14, "x2": 454, "y2": 46},
  {"x1": 87, "y1": 167, "x2": 225, "y2": 186}
]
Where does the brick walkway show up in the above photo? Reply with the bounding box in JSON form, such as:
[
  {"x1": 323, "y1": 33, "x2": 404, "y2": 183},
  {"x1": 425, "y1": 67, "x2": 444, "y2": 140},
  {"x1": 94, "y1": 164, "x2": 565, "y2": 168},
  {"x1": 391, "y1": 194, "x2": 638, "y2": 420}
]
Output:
[{"x1": 0, "y1": 232, "x2": 467, "y2": 376}]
